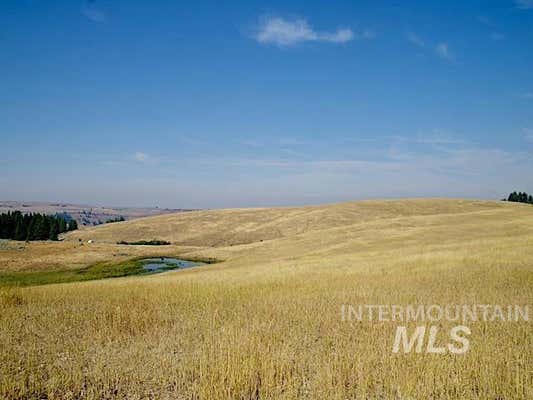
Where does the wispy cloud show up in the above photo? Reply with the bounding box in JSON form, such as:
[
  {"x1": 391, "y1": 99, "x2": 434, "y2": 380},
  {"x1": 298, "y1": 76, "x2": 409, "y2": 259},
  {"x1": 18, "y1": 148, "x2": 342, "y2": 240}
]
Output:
[
  {"x1": 477, "y1": 15, "x2": 505, "y2": 41},
  {"x1": 241, "y1": 139, "x2": 264, "y2": 148},
  {"x1": 278, "y1": 137, "x2": 308, "y2": 146},
  {"x1": 522, "y1": 92, "x2": 533, "y2": 99},
  {"x1": 406, "y1": 33, "x2": 454, "y2": 61},
  {"x1": 253, "y1": 16, "x2": 372, "y2": 46},
  {"x1": 82, "y1": 0, "x2": 106, "y2": 23},
  {"x1": 435, "y1": 42, "x2": 454, "y2": 61},
  {"x1": 406, "y1": 32, "x2": 425, "y2": 48},
  {"x1": 6, "y1": 140, "x2": 532, "y2": 208},
  {"x1": 188, "y1": 142, "x2": 530, "y2": 192},
  {"x1": 134, "y1": 152, "x2": 149, "y2": 163},
  {"x1": 414, "y1": 133, "x2": 468, "y2": 146},
  {"x1": 515, "y1": 0, "x2": 533, "y2": 9}
]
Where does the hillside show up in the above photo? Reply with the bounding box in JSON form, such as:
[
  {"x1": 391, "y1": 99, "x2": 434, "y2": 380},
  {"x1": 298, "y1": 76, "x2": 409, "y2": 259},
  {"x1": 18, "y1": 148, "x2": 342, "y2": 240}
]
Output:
[
  {"x1": 2, "y1": 198, "x2": 532, "y2": 274},
  {"x1": 1, "y1": 199, "x2": 532, "y2": 398},
  {"x1": 66, "y1": 198, "x2": 512, "y2": 246}
]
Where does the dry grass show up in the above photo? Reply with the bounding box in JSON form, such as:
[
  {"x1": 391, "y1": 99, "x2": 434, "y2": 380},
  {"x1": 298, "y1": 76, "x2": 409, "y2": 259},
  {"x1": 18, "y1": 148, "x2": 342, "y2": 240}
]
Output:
[{"x1": 0, "y1": 199, "x2": 532, "y2": 399}]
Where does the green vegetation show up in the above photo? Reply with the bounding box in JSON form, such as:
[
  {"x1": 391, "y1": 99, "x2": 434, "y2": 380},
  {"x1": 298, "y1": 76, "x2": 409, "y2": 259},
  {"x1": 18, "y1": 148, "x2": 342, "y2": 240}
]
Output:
[
  {"x1": 106, "y1": 216, "x2": 125, "y2": 223},
  {"x1": 117, "y1": 239, "x2": 171, "y2": 245},
  {"x1": 506, "y1": 191, "x2": 533, "y2": 204},
  {"x1": 0, "y1": 256, "x2": 211, "y2": 287},
  {"x1": 0, "y1": 211, "x2": 77, "y2": 241},
  {"x1": 0, "y1": 259, "x2": 145, "y2": 287}
]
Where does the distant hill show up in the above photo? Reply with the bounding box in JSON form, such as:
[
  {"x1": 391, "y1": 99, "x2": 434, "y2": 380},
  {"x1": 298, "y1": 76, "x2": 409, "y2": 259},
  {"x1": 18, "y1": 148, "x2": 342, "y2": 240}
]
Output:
[
  {"x1": 0, "y1": 201, "x2": 195, "y2": 227},
  {"x1": 66, "y1": 198, "x2": 520, "y2": 247}
]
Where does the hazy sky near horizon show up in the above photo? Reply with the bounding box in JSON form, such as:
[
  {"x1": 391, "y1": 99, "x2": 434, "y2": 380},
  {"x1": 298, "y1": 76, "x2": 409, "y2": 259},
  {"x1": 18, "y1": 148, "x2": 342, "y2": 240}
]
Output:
[{"x1": 1, "y1": 0, "x2": 533, "y2": 208}]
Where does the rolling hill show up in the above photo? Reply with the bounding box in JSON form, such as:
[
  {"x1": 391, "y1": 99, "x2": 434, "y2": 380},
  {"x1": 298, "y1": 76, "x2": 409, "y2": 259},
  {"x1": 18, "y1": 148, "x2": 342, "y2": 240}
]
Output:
[{"x1": 1, "y1": 199, "x2": 532, "y2": 399}]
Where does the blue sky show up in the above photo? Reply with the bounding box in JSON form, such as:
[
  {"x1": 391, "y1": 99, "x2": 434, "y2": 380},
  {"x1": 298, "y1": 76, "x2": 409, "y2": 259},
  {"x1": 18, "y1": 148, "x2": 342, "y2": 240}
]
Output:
[{"x1": 1, "y1": 0, "x2": 533, "y2": 208}]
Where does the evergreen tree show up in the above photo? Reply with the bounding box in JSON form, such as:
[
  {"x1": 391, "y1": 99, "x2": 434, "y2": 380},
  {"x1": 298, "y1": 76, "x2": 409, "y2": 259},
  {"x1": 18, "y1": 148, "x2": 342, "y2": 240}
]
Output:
[
  {"x1": 49, "y1": 219, "x2": 59, "y2": 241},
  {"x1": 506, "y1": 191, "x2": 533, "y2": 205},
  {"x1": 0, "y1": 213, "x2": 7, "y2": 238},
  {"x1": 68, "y1": 219, "x2": 78, "y2": 231},
  {"x1": 26, "y1": 215, "x2": 36, "y2": 241},
  {"x1": 22, "y1": 214, "x2": 31, "y2": 239},
  {"x1": 38, "y1": 214, "x2": 45, "y2": 239},
  {"x1": 41, "y1": 216, "x2": 51, "y2": 240},
  {"x1": 14, "y1": 220, "x2": 25, "y2": 241},
  {"x1": 0, "y1": 211, "x2": 73, "y2": 241},
  {"x1": 58, "y1": 218, "x2": 67, "y2": 233},
  {"x1": 4, "y1": 211, "x2": 15, "y2": 238},
  {"x1": 0, "y1": 212, "x2": 9, "y2": 239}
]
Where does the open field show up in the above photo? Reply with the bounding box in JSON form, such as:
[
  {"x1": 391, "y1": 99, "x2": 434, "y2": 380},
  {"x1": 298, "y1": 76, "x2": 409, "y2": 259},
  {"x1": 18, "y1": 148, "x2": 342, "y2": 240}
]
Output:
[{"x1": 1, "y1": 199, "x2": 532, "y2": 399}]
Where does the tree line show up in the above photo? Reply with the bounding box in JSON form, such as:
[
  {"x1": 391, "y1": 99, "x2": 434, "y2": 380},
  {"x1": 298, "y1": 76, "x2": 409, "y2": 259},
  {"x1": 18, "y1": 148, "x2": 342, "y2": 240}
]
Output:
[
  {"x1": 0, "y1": 211, "x2": 78, "y2": 241},
  {"x1": 106, "y1": 216, "x2": 125, "y2": 223},
  {"x1": 506, "y1": 191, "x2": 533, "y2": 205}
]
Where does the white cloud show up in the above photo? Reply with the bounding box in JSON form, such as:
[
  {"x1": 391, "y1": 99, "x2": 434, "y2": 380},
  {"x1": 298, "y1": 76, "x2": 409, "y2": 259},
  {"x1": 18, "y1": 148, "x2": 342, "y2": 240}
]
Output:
[
  {"x1": 254, "y1": 17, "x2": 370, "y2": 46},
  {"x1": 522, "y1": 92, "x2": 533, "y2": 99},
  {"x1": 515, "y1": 0, "x2": 533, "y2": 9},
  {"x1": 414, "y1": 134, "x2": 468, "y2": 146},
  {"x1": 134, "y1": 152, "x2": 149, "y2": 163},
  {"x1": 435, "y1": 42, "x2": 454, "y2": 60},
  {"x1": 322, "y1": 28, "x2": 355, "y2": 43},
  {"x1": 406, "y1": 34, "x2": 454, "y2": 61},
  {"x1": 491, "y1": 32, "x2": 505, "y2": 41},
  {"x1": 406, "y1": 32, "x2": 425, "y2": 48}
]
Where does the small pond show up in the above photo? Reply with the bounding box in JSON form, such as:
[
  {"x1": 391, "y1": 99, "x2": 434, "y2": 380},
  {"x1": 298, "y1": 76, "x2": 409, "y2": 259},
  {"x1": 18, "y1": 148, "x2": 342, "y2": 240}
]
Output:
[{"x1": 139, "y1": 257, "x2": 204, "y2": 274}]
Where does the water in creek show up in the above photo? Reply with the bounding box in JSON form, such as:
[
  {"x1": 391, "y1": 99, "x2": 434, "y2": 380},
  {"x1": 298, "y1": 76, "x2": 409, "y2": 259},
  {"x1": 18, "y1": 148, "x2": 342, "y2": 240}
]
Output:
[{"x1": 139, "y1": 257, "x2": 203, "y2": 274}]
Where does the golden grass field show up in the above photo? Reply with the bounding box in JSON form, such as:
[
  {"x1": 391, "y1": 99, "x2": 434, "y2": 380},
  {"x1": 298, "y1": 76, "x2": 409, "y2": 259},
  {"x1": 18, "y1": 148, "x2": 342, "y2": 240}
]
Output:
[{"x1": 0, "y1": 199, "x2": 532, "y2": 399}]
